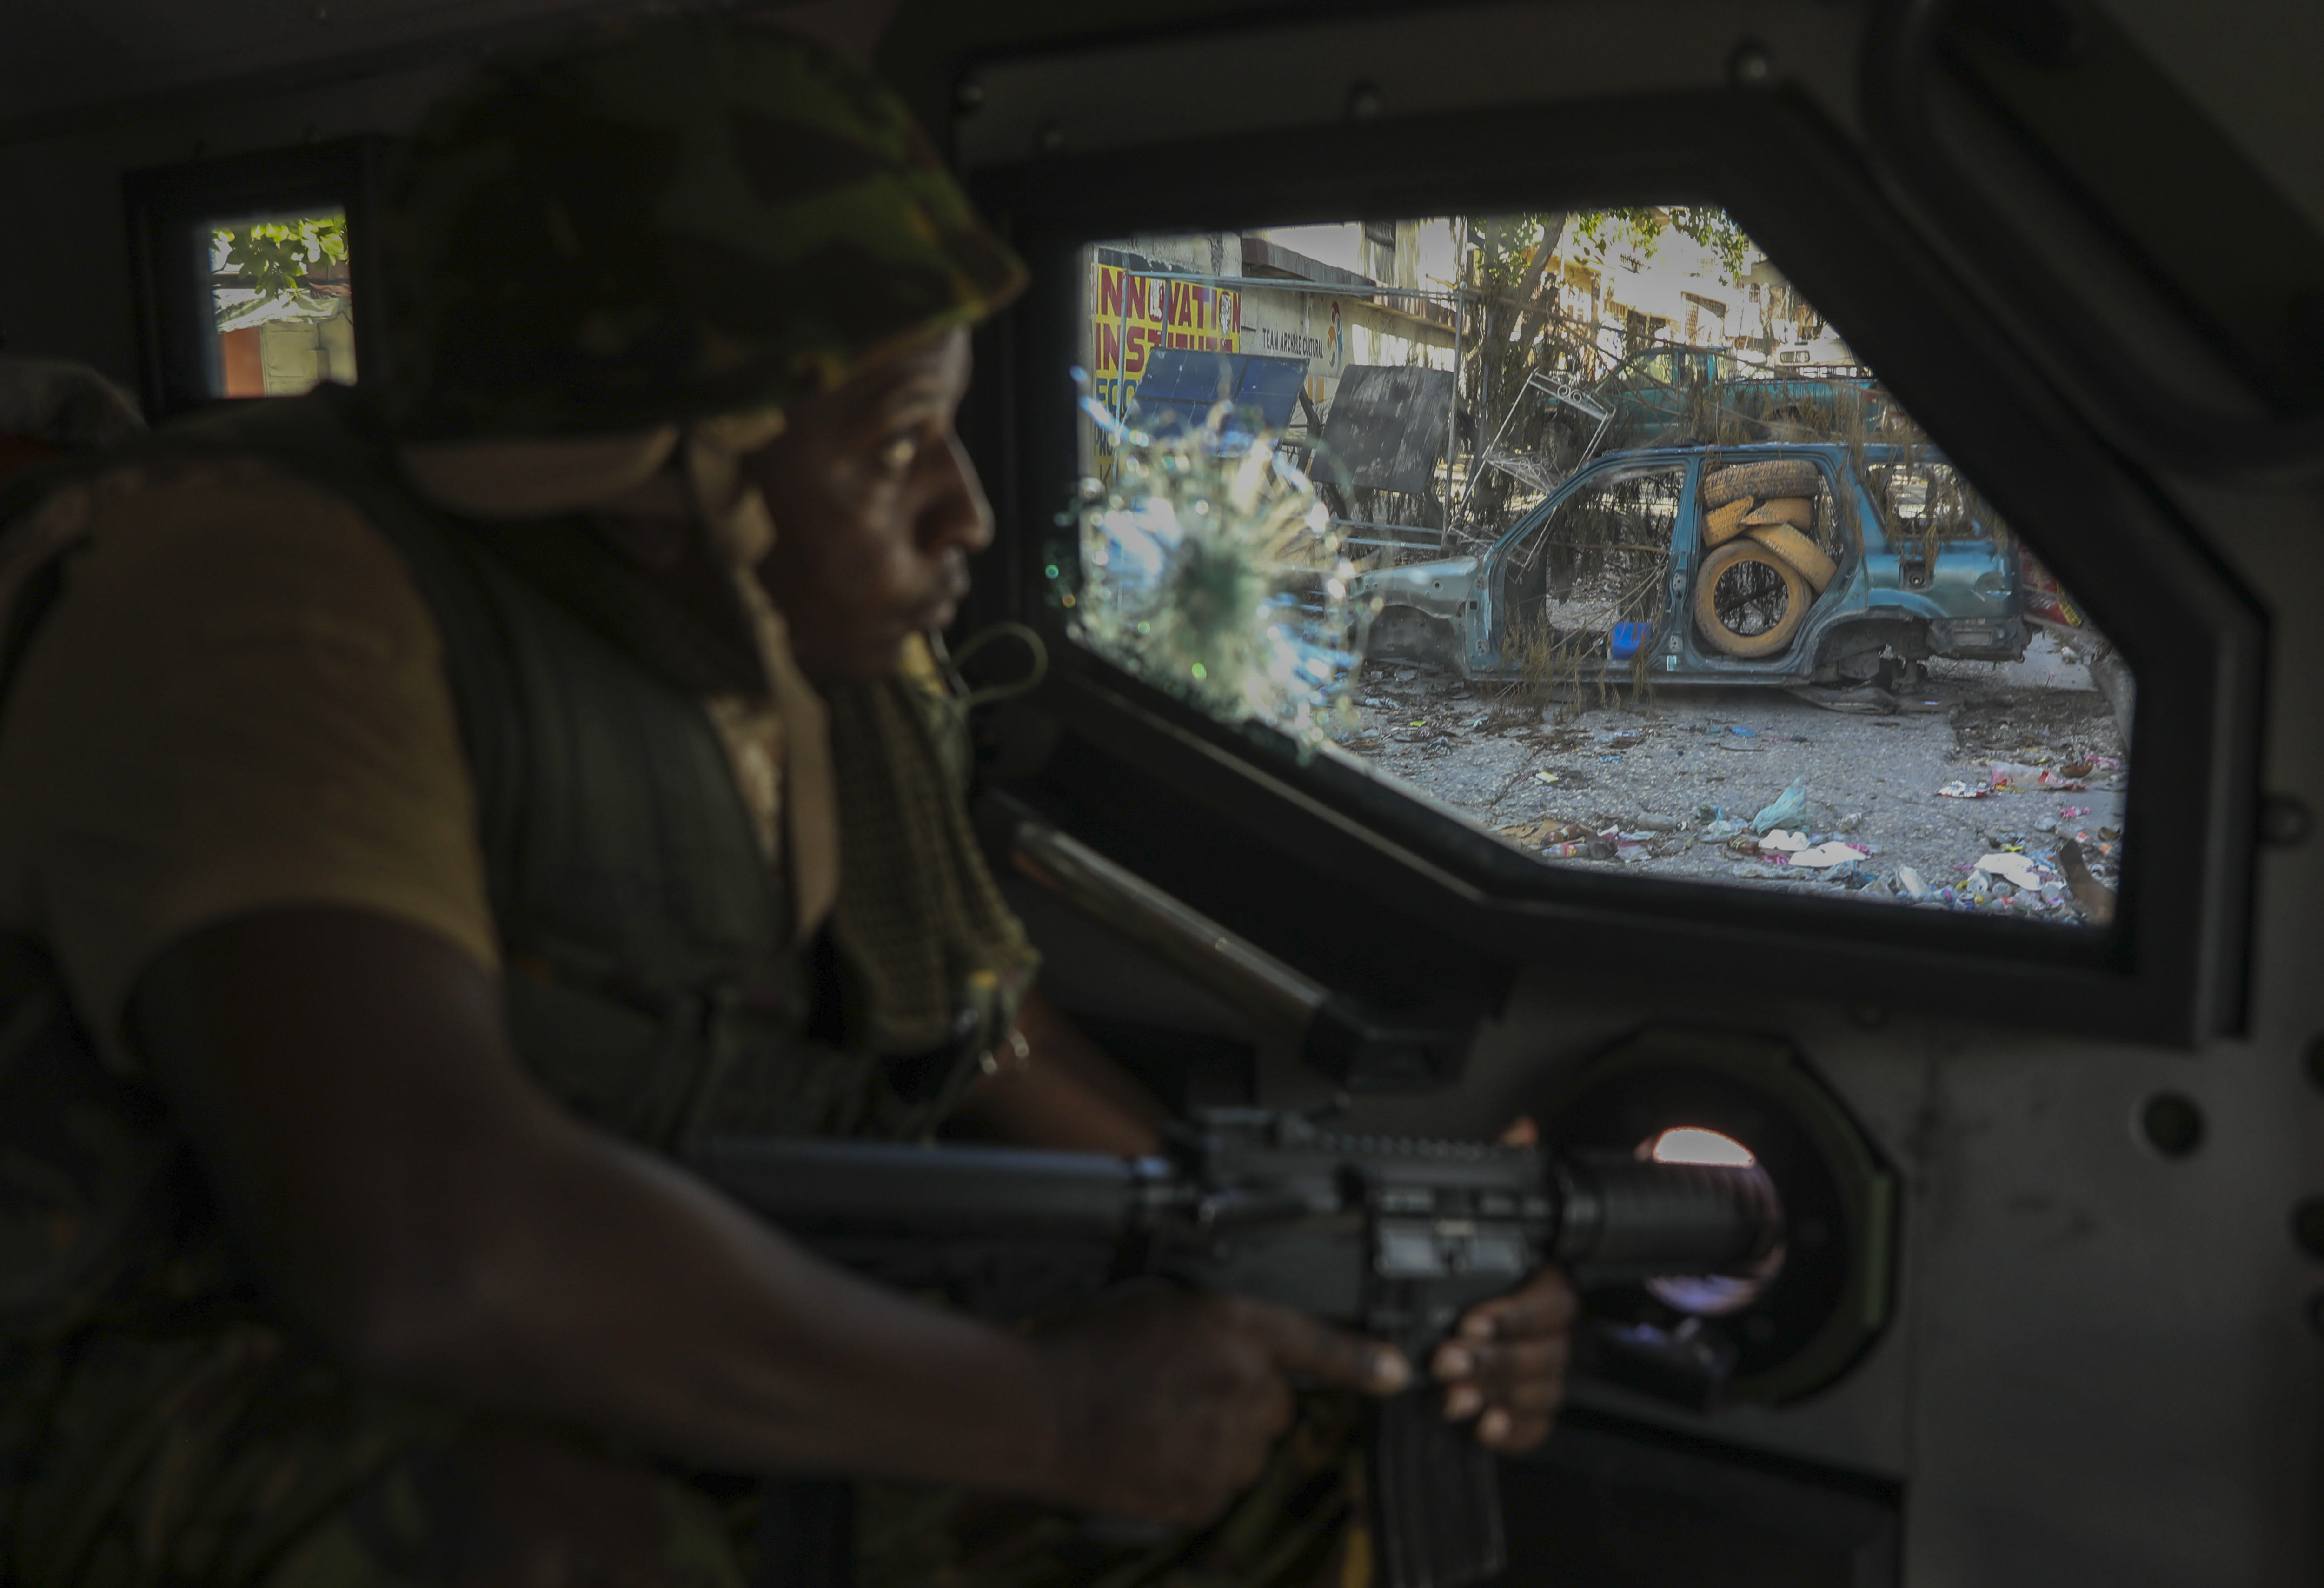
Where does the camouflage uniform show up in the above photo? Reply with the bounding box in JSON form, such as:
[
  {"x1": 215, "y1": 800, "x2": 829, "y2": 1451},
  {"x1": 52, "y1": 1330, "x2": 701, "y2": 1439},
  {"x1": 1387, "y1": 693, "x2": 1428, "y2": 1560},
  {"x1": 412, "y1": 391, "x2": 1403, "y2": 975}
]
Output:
[{"x1": 0, "y1": 21, "x2": 1364, "y2": 1588}]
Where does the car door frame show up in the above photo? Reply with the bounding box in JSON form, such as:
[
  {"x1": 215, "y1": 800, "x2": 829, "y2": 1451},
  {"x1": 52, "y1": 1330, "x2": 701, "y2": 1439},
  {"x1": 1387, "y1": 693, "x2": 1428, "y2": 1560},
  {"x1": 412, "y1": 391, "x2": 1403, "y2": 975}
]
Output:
[{"x1": 1471, "y1": 448, "x2": 1700, "y2": 682}]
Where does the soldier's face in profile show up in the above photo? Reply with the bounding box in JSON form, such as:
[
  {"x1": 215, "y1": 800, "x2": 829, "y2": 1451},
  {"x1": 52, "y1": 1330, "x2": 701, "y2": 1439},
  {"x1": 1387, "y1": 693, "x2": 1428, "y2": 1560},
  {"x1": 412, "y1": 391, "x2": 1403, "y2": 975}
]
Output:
[{"x1": 748, "y1": 328, "x2": 991, "y2": 684}]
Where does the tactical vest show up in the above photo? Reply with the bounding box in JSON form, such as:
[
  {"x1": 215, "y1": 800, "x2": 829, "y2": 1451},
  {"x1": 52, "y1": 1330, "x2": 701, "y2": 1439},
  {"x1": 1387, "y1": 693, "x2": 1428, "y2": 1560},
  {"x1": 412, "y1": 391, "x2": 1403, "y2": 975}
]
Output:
[{"x1": 0, "y1": 385, "x2": 1033, "y2": 1336}]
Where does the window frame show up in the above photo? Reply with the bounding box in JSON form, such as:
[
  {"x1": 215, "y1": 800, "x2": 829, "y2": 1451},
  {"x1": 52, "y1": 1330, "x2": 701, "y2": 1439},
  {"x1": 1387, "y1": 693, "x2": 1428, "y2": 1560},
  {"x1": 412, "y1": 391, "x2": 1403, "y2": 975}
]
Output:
[
  {"x1": 958, "y1": 86, "x2": 2263, "y2": 1047},
  {"x1": 122, "y1": 136, "x2": 390, "y2": 423}
]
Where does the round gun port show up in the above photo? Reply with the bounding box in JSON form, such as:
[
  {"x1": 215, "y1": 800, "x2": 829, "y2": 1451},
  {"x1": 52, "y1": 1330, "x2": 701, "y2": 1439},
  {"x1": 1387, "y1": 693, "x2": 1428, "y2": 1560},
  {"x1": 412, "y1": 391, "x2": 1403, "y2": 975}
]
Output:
[{"x1": 1640, "y1": 1128, "x2": 1786, "y2": 1316}]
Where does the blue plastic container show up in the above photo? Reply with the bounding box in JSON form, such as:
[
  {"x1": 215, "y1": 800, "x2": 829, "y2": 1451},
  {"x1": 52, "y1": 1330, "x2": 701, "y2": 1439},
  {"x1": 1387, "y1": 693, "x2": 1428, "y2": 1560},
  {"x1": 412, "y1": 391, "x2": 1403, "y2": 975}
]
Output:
[{"x1": 1609, "y1": 621, "x2": 1652, "y2": 661}]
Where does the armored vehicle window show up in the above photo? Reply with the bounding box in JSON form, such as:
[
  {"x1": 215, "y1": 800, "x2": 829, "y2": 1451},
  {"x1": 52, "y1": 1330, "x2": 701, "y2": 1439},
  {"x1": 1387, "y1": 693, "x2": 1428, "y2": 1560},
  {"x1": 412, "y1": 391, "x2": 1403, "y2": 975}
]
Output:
[
  {"x1": 204, "y1": 208, "x2": 354, "y2": 399},
  {"x1": 1059, "y1": 209, "x2": 2135, "y2": 930}
]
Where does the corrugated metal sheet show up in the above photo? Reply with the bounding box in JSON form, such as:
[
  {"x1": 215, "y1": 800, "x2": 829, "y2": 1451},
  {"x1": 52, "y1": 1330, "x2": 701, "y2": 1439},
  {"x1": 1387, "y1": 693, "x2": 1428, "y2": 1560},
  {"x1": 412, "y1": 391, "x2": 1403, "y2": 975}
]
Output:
[{"x1": 1318, "y1": 363, "x2": 1452, "y2": 496}]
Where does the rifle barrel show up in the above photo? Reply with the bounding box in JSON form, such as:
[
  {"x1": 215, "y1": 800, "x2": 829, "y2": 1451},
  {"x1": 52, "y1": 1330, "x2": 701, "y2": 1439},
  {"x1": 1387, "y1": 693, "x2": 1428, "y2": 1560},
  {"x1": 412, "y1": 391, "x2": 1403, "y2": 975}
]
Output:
[
  {"x1": 1549, "y1": 1152, "x2": 1784, "y2": 1276},
  {"x1": 686, "y1": 1137, "x2": 1158, "y2": 1240}
]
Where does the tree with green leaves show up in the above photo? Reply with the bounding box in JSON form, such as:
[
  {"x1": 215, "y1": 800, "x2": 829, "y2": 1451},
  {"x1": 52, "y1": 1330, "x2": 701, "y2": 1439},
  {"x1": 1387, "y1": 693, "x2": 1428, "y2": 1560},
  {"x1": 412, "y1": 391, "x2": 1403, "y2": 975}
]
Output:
[
  {"x1": 212, "y1": 214, "x2": 348, "y2": 332},
  {"x1": 1451, "y1": 206, "x2": 1799, "y2": 547}
]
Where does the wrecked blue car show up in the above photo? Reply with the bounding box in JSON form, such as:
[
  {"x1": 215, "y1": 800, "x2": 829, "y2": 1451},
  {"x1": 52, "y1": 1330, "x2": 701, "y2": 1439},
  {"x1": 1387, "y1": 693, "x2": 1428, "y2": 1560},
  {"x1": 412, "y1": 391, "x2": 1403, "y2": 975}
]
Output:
[{"x1": 1354, "y1": 442, "x2": 2025, "y2": 692}]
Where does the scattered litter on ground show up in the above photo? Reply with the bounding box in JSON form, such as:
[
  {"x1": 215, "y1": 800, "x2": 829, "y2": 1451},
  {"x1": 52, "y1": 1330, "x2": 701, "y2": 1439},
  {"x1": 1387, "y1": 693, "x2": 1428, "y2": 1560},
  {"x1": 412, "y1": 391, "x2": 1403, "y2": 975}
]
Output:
[
  {"x1": 1342, "y1": 636, "x2": 2125, "y2": 926},
  {"x1": 1793, "y1": 841, "x2": 1872, "y2": 868}
]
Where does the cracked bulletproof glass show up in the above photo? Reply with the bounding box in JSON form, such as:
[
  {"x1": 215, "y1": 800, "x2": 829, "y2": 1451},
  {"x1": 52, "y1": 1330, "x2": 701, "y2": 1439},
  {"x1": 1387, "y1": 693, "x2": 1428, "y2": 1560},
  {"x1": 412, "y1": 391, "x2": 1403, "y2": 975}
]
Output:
[{"x1": 1062, "y1": 211, "x2": 2131, "y2": 927}]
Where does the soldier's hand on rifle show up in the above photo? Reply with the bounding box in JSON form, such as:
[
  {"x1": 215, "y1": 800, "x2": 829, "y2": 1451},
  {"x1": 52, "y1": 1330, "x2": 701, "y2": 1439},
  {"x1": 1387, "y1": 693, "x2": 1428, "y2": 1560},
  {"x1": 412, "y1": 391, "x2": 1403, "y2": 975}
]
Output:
[
  {"x1": 1433, "y1": 1116, "x2": 1579, "y2": 1454},
  {"x1": 1029, "y1": 1287, "x2": 1410, "y2": 1524}
]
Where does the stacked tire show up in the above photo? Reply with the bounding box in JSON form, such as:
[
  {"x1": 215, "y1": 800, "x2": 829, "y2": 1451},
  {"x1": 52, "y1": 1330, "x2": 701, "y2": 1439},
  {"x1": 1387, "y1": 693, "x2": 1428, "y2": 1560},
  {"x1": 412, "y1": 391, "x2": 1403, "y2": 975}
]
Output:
[{"x1": 1695, "y1": 459, "x2": 1835, "y2": 658}]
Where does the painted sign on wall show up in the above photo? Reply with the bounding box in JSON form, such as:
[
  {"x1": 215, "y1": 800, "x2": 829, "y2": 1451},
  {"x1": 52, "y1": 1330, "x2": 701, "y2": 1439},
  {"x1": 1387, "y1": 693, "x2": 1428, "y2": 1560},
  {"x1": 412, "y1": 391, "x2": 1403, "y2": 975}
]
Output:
[{"x1": 1088, "y1": 262, "x2": 1239, "y2": 416}]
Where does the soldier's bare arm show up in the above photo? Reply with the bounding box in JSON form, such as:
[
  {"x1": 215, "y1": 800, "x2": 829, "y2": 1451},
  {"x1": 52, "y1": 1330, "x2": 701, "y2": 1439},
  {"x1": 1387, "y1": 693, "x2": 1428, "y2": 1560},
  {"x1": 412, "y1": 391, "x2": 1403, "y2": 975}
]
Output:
[{"x1": 128, "y1": 905, "x2": 1407, "y2": 1517}]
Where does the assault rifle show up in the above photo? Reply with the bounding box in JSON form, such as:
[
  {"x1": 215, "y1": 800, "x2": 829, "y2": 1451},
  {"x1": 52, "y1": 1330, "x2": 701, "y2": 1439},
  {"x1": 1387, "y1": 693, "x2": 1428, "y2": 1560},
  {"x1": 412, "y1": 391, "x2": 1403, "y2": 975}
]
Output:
[{"x1": 687, "y1": 1107, "x2": 1782, "y2": 1588}]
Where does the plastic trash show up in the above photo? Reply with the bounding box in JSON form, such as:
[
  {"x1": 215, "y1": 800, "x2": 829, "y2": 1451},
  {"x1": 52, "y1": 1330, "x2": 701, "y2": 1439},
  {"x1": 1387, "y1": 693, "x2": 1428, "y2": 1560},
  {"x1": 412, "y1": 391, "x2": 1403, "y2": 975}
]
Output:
[
  {"x1": 1761, "y1": 830, "x2": 1810, "y2": 853},
  {"x1": 1610, "y1": 622, "x2": 1651, "y2": 661},
  {"x1": 1895, "y1": 865, "x2": 1934, "y2": 900},
  {"x1": 1993, "y1": 760, "x2": 2087, "y2": 792},
  {"x1": 1751, "y1": 777, "x2": 1808, "y2": 834},
  {"x1": 1496, "y1": 817, "x2": 1589, "y2": 848},
  {"x1": 1547, "y1": 837, "x2": 1619, "y2": 861},
  {"x1": 1935, "y1": 781, "x2": 1990, "y2": 799},
  {"x1": 1729, "y1": 725, "x2": 1758, "y2": 738},
  {"x1": 1792, "y1": 841, "x2": 1872, "y2": 868},
  {"x1": 1974, "y1": 852, "x2": 2044, "y2": 890}
]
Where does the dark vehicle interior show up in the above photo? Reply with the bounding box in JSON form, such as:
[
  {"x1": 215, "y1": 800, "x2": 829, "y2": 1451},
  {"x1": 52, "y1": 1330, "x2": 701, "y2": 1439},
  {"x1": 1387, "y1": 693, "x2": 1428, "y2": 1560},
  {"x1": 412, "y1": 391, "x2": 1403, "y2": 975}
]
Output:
[{"x1": 2, "y1": 0, "x2": 2319, "y2": 1582}]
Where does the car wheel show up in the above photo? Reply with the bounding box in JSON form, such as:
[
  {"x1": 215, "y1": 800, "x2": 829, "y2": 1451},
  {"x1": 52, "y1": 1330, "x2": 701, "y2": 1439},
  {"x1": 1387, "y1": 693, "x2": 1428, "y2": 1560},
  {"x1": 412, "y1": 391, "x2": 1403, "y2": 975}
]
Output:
[
  {"x1": 1702, "y1": 458, "x2": 1822, "y2": 508},
  {"x1": 1695, "y1": 540, "x2": 1811, "y2": 657},
  {"x1": 1872, "y1": 654, "x2": 1926, "y2": 691}
]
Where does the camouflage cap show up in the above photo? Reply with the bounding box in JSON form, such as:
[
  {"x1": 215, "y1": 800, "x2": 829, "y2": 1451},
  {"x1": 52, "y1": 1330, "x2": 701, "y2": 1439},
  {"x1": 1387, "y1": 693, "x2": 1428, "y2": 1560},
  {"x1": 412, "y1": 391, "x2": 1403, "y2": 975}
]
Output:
[{"x1": 380, "y1": 17, "x2": 1025, "y2": 439}]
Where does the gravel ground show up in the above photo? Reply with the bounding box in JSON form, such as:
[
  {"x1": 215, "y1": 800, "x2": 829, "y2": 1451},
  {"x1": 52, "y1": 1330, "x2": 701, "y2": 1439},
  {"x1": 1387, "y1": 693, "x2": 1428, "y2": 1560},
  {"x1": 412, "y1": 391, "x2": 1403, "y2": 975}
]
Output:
[{"x1": 1337, "y1": 631, "x2": 2127, "y2": 926}]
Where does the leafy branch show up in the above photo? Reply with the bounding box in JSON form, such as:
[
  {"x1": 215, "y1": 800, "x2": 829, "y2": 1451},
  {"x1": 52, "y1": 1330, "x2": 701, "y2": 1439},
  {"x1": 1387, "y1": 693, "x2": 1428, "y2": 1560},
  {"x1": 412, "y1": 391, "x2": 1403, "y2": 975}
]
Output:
[{"x1": 212, "y1": 215, "x2": 347, "y2": 330}]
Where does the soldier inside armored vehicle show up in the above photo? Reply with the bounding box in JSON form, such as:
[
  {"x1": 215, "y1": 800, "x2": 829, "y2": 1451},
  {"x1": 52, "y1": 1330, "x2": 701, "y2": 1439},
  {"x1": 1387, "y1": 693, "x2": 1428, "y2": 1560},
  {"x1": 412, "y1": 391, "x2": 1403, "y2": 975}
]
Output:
[{"x1": 0, "y1": 21, "x2": 1572, "y2": 1586}]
